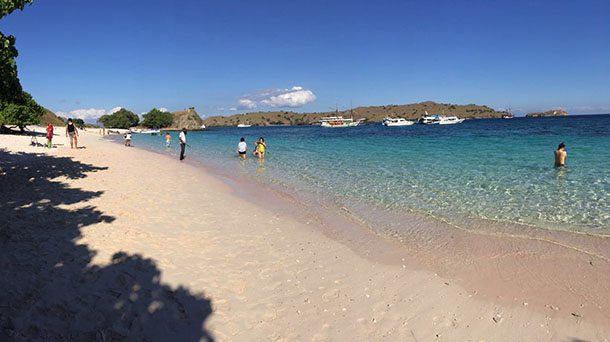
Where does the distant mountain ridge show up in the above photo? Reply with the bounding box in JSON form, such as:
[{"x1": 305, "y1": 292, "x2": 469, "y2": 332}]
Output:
[{"x1": 203, "y1": 101, "x2": 506, "y2": 127}]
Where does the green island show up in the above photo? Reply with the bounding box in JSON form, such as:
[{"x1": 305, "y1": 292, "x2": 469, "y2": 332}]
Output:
[{"x1": 525, "y1": 109, "x2": 569, "y2": 117}]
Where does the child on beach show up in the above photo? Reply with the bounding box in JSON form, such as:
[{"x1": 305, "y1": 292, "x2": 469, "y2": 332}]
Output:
[
  {"x1": 165, "y1": 133, "x2": 172, "y2": 148},
  {"x1": 253, "y1": 137, "x2": 266, "y2": 159},
  {"x1": 237, "y1": 137, "x2": 247, "y2": 159},
  {"x1": 124, "y1": 132, "x2": 132, "y2": 146},
  {"x1": 46, "y1": 123, "x2": 54, "y2": 148}
]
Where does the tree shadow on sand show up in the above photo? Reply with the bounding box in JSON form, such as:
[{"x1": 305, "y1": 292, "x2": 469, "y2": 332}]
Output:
[{"x1": 0, "y1": 149, "x2": 213, "y2": 341}]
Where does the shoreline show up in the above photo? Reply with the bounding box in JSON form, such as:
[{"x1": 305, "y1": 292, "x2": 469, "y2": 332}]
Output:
[
  {"x1": 117, "y1": 129, "x2": 610, "y2": 324},
  {"x1": 2, "y1": 126, "x2": 609, "y2": 340}
]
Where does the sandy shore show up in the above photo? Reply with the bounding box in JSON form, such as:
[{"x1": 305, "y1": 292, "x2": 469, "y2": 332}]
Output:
[{"x1": 1, "y1": 126, "x2": 609, "y2": 341}]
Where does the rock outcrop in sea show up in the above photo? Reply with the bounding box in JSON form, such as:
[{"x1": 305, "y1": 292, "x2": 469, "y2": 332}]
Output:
[
  {"x1": 526, "y1": 109, "x2": 569, "y2": 117},
  {"x1": 166, "y1": 107, "x2": 205, "y2": 130}
]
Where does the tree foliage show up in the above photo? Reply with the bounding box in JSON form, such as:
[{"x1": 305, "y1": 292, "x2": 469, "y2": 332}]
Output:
[
  {"x1": 1, "y1": 0, "x2": 33, "y2": 104},
  {"x1": 1, "y1": 0, "x2": 37, "y2": 131},
  {"x1": 97, "y1": 108, "x2": 139, "y2": 129},
  {"x1": 141, "y1": 108, "x2": 173, "y2": 128},
  {"x1": 1, "y1": 0, "x2": 33, "y2": 17},
  {"x1": 0, "y1": 91, "x2": 44, "y2": 130}
]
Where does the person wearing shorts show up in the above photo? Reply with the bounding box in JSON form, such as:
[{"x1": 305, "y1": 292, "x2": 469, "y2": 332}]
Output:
[
  {"x1": 237, "y1": 137, "x2": 247, "y2": 159},
  {"x1": 65, "y1": 119, "x2": 78, "y2": 149}
]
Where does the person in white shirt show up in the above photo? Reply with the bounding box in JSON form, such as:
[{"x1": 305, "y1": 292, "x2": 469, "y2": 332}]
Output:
[
  {"x1": 237, "y1": 137, "x2": 247, "y2": 159},
  {"x1": 124, "y1": 132, "x2": 132, "y2": 147},
  {"x1": 179, "y1": 128, "x2": 187, "y2": 160}
]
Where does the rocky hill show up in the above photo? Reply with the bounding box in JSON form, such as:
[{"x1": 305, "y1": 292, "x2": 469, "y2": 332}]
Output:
[
  {"x1": 526, "y1": 109, "x2": 568, "y2": 117},
  {"x1": 38, "y1": 108, "x2": 65, "y2": 126},
  {"x1": 203, "y1": 101, "x2": 505, "y2": 127},
  {"x1": 164, "y1": 107, "x2": 205, "y2": 131}
]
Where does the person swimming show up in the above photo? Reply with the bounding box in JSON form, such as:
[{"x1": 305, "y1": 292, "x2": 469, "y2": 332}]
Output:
[{"x1": 554, "y1": 142, "x2": 567, "y2": 167}]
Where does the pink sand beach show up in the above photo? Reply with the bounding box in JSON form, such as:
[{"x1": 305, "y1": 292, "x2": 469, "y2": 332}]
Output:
[{"x1": 1, "y1": 126, "x2": 609, "y2": 341}]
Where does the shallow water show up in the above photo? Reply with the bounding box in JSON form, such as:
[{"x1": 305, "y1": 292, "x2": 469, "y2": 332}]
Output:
[{"x1": 131, "y1": 115, "x2": 610, "y2": 235}]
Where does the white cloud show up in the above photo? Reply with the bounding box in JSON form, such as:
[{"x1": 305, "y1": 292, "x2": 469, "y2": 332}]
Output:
[
  {"x1": 260, "y1": 86, "x2": 316, "y2": 108},
  {"x1": 232, "y1": 86, "x2": 316, "y2": 111},
  {"x1": 55, "y1": 106, "x2": 123, "y2": 123},
  {"x1": 237, "y1": 99, "x2": 257, "y2": 110},
  {"x1": 158, "y1": 107, "x2": 169, "y2": 112}
]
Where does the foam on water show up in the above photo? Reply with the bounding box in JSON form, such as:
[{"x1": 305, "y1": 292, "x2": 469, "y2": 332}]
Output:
[{"x1": 131, "y1": 115, "x2": 610, "y2": 235}]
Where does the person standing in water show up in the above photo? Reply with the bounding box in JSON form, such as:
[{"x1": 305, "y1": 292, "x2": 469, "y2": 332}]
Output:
[
  {"x1": 46, "y1": 123, "x2": 54, "y2": 148},
  {"x1": 554, "y1": 142, "x2": 567, "y2": 167},
  {"x1": 237, "y1": 137, "x2": 247, "y2": 159},
  {"x1": 179, "y1": 128, "x2": 187, "y2": 161},
  {"x1": 253, "y1": 137, "x2": 266, "y2": 159},
  {"x1": 65, "y1": 119, "x2": 79, "y2": 149},
  {"x1": 165, "y1": 132, "x2": 172, "y2": 148}
]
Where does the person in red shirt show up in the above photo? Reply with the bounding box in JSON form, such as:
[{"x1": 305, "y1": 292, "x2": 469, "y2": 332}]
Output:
[{"x1": 46, "y1": 123, "x2": 54, "y2": 148}]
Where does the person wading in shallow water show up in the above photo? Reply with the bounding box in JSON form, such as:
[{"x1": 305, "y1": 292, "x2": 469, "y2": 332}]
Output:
[
  {"x1": 179, "y1": 128, "x2": 187, "y2": 161},
  {"x1": 554, "y1": 142, "x2": 567, "y2": 167}
]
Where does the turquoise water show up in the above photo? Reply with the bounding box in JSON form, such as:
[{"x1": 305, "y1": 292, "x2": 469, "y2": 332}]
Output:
[{"x1": 131, "y1": 115, "x2": 610, "y2": 235}]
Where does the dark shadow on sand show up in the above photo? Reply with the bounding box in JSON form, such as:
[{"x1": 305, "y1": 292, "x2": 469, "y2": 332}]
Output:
[{"x1": 0, "y1": 149, "x2": 213, "y2": 341}]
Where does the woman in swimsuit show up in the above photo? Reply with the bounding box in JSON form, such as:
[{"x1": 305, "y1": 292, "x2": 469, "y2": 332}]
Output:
[{"x1": 253, "y1": 137, "x2": 266, "y2": 159}]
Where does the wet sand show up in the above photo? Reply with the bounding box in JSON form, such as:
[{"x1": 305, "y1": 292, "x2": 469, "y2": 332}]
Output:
[{"x1": 1, "y1": 126, "x2": 609, "y2": 341}]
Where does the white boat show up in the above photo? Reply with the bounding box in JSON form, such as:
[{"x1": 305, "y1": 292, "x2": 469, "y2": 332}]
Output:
[
  {"x1": 237, "y1": 124, "x2": 252, "y2": 128},
  {"x1": 130, "y1": 129, "x2": 160, "y2": 134},
  {"x1": 438, "y1": 116, "x2": 465, "y2": 125},
  {"x1": 200, "y1": 124, "x2": 206, "y2": 129},
  {"x1": 382, "y1": 117, "x2": 414, "y2": 126},
  {"x1": 418, "y1": 114, "x2": 442, "y2": 124},
  {"x1": 319, "y1": 116, "x2": 364, "y2": 128}
]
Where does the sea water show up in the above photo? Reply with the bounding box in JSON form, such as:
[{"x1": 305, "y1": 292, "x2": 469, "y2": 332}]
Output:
[{"x1": 131, "y1": 115, "x2": 610, "y2": 235}]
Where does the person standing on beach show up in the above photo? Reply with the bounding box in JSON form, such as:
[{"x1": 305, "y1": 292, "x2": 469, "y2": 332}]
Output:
[
  {"x1": 165, "y1": 132, "x2": 172, "y2": 148},
  {"x1": 555, "y1": 142, "x2": 567, "y2": 167},
  {"x1": 179, "y1": 128, "x2": 187, "y2": 161},
  {"x1": 124, "y1": 132, "x2": 132, "y2": 147},
  {"x1": 237, "y1": 137, "x2": 247, "y2": 159},
  {"x1": 65, "y1": 119, "x2": 78, "y2": 149},
  {"x1": 46, "y1": 123, "x2": 54, "y2": 148}
]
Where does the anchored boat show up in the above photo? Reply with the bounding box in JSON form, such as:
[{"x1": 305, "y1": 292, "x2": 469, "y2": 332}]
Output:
[
  {"x1": 320, "y1": 116, "x2": 364, "y2": 128},
  {"x1": 382, "y1": 117, "x2": 415, "y2": 126}
]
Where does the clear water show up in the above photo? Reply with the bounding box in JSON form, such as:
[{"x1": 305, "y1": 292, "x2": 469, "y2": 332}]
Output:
[{"x1": 131, "y1": 115, "x2": 610, "y2": 235}]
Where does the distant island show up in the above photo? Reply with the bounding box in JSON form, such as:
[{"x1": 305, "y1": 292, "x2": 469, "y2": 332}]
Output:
[
  {"x1": 203, "y1": 101, "x2": 505, "y2": 127},
  {"x1": 526, "y1": 109, "x2": 569, "y2": 118}
]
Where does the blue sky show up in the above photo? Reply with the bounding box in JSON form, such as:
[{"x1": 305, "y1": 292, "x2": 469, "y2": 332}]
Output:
[{"x1": 1, "y1": 0, "x2": 609, "y2": 121}]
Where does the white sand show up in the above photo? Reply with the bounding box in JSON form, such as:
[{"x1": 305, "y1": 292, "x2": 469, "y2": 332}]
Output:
[{"x1": 1, "y1": 126, "x2": 608, "y2": 341}]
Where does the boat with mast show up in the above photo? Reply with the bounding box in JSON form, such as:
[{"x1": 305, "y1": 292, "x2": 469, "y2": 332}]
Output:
[{"x1": 319, "y1": 105, "x2": 365, "y2": 128}]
